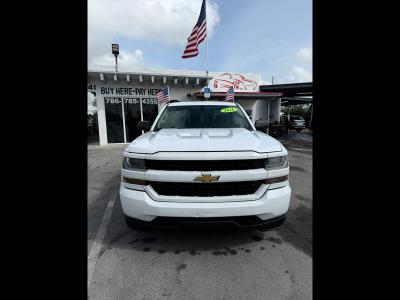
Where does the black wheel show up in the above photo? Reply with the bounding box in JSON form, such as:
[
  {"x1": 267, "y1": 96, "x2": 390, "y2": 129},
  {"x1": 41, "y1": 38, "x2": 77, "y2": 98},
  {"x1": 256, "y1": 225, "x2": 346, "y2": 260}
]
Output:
[
  {"x1": 124, "y1": 215, "x2": 154, "y2": 232},
  {"x1": 295, "y1": 128, "x2": 302, "y2": 132}
]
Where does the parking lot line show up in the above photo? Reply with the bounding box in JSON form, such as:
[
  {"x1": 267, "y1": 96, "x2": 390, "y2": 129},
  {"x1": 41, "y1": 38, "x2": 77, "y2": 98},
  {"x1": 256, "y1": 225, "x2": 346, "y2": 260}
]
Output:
[{"x1": 88, "y1": 187, "x2": 118, "y2": 288}]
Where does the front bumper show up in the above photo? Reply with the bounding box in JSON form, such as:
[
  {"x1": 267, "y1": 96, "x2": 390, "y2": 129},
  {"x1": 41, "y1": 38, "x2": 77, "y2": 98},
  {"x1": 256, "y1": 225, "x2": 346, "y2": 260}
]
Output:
[
  {"x1": 292, "y1": 124, "x2": 306, "y2": 129},
  {"x1": 124, "y1": 213, "x2": 287, "y2": 231},
  {"x1": 119, "y1": 183, "x2": 291, "y2": 229}
]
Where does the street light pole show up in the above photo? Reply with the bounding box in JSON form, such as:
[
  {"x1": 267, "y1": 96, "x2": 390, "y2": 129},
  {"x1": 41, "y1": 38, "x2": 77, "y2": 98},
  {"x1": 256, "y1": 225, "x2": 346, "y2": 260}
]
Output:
[{"x1": 112, "y1": 43, "x2": 119, "y2": 76}]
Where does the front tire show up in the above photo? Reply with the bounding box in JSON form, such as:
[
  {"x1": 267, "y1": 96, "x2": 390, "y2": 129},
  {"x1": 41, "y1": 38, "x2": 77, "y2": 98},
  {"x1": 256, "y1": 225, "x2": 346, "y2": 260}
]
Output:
[{"x1": 295, "y1": 128, "x2": 302, "y2": 132}]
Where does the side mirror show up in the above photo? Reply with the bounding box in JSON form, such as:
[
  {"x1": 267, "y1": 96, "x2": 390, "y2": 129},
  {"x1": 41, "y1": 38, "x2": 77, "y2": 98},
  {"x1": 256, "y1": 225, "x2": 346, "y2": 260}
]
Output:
[
  {"x1": 255, "y1": 120, "x2": 268, "y2": 129},
  {"x1": 137, "y1": 121, "x2": 151, "y2": 131}
]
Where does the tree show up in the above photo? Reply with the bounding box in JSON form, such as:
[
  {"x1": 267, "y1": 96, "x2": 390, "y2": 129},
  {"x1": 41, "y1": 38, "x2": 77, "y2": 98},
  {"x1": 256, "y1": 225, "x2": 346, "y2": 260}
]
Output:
[{"x1": 88, "y1": 92, "x2": 97, "y2": 108}]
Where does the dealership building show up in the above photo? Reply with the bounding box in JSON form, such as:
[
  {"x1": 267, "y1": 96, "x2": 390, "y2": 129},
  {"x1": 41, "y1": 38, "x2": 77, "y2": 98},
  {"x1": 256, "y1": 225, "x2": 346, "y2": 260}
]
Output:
[{"x1": 88, "y1": 67, "x2": 291, "y2": 145}]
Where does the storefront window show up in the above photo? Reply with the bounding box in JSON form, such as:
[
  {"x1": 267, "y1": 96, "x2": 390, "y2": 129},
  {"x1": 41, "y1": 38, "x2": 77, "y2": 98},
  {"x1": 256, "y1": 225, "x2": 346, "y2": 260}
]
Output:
[
  {"x1": 142, "y1": 98, "x2": 159, "y2": 130},
  {"x1": 123, "y1": 98, "x2": 142, "y2": 142},
  {"x1": 104, "y1": 97, "x2": 124, "y2": 143},
  {"x1": 104, "y1": 95, "x2": 160, "y2": 144}
]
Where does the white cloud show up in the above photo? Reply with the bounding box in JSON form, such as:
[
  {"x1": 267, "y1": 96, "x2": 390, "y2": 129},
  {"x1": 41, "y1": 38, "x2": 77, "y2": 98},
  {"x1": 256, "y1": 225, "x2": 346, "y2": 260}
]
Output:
[
  {"x1": 276, "y1": 47, "x2": 312, "y2": 83},
  {"x1": 284, "y1": 66, "x2": 312, "y2": 83},
  {"x1": 260, "y1": 79, "x2": 272, "y2": 85},
  {"x1": 89, "y1": 50, "x2": 144, "y2": 70},
  {"x1": 291, "y1": 66, "x2": 312, "y2": 82},
  {"x1": 279, "y1": 66, "x2": 312, "y2": 83},
  {"x1": 88, "y1": 0, "x2": 220, "y2": 67},
  {"x1": 295, "y1": 47, "x2": 312, "y2": 64}
]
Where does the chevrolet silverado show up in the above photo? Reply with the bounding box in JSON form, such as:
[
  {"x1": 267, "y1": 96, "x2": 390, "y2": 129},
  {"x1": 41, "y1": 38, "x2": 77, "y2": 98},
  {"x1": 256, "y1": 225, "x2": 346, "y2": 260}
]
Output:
[{"x1": 120, "y1": 101, "x2": 291, "y2": 231}]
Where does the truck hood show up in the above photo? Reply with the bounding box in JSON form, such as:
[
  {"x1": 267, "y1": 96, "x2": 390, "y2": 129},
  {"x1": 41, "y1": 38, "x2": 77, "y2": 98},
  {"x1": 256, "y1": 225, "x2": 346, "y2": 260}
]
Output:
[{"x1": 126, "y1": 128, "x2": 283, "y2": 154}]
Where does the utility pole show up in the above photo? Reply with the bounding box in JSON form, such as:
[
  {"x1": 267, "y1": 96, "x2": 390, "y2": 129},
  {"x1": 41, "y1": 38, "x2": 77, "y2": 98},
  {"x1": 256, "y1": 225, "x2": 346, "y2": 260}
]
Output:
[{"x1": 272, "y1": 76, "x2": 274, "y2": 85}]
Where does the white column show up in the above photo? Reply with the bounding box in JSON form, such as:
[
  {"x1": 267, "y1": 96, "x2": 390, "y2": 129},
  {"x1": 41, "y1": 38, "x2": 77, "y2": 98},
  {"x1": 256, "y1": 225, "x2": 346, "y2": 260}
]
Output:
[
  {"x1": 267, "y1": 100, "x2": 270, "y2": 135},
  {"x1": 121, "y1": 99, "x2": 127, "y2": 143},
  {"x1": 278, "y1": 97, "x2": 282, "y2": 124},
  {"x1": 97, "y1": 94, "x2": 108, "y2": 145},
  {"x1": 140, "y1": 98, "x2": 144, "y2": 135}
]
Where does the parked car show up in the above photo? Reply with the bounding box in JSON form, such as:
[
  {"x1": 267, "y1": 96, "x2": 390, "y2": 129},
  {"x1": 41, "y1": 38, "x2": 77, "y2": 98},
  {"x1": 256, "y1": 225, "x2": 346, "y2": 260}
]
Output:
[
  {"x1": 289, "y1": 115, "x2": 306, "y2": 132},
  {"x1": 120, "y1": 101, "x2": 291, "y2": 231}
]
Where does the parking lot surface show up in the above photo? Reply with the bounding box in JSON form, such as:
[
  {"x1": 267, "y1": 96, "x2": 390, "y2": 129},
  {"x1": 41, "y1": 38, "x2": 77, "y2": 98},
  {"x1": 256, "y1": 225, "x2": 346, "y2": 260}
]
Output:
[{"x1": 88, "y1": 131, "x2": 312, "y2": 300}]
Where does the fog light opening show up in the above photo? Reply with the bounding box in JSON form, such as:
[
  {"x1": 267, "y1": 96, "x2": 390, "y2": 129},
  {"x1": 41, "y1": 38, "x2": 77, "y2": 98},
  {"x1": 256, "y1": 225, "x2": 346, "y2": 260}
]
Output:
[
  {"x1": 264, "y1": 175, "x2": 288, "y2": 184},
  {"x1": 123, "y1": 177, "x2": 148, "y2": 185}
]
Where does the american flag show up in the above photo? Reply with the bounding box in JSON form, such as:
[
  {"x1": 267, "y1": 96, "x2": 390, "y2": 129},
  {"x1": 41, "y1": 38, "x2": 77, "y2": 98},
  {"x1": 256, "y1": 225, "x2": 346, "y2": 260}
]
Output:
[
  {"x1": 156, "y1": 87, "x2": 170, "y2": 105},
  {"x1": 225, "y1": 86, "x2": 235, "y2": 102},
  {"x1": 182, "y1": 0, "x2": 207, "y2": 58}
]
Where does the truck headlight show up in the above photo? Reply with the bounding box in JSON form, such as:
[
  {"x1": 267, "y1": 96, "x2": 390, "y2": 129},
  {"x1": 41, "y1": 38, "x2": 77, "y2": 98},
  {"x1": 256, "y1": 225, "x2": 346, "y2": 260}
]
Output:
[
  {"x1": 265, "y1": 155, "x2": 288, "y2": 170},
  {"x1": 122, "y1": 158, "x2": 146, "y2": 171}
]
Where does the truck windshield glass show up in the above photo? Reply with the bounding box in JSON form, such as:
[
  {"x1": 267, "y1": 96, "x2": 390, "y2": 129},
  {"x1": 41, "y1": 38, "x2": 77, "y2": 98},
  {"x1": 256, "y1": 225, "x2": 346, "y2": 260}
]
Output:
[{"x1": 154, "y1": 105, "x2": 253, "y2": 131}]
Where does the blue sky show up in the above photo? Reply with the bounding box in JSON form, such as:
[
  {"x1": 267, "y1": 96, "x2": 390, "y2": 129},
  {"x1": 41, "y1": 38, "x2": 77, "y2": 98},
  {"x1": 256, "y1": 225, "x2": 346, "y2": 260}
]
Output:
[{"x1": 88, "y1": 0, "x2": 312, "y2": 84}]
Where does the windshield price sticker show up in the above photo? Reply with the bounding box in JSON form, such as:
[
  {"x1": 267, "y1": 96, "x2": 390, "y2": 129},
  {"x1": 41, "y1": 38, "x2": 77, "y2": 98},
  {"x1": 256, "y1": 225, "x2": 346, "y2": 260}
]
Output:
[{"x1": 220, "y1": 107, "x2": 238, "y2": 113}]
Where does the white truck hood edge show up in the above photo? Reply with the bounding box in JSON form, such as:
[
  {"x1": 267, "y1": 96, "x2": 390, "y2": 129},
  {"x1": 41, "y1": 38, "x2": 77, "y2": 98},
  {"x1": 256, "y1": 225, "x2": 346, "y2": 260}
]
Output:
[{"x1": 125, "y1": 128, "x2": 283, "y2": 154}]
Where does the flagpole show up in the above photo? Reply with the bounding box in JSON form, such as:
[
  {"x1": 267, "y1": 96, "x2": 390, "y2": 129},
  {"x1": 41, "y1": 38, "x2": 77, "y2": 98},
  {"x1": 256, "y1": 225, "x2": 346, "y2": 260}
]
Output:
[{"x1": 205, "y1": 0, "x2": 209, "y2": 82}]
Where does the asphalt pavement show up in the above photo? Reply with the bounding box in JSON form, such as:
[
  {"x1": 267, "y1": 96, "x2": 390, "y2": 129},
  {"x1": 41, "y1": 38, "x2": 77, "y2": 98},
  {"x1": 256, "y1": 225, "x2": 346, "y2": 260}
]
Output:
[{"x1": 87, "y1": 131, "x2": 312, "y2": 300}]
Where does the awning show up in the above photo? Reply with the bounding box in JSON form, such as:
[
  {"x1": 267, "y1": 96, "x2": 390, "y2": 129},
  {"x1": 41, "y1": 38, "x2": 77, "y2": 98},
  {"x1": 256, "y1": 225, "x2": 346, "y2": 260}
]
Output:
[
  {"x1": 281, "y1": 97, "x2": 312, "y2": 106},
  {"x1": 260, "y1": 82, "x2": 312, "y2": 97}
]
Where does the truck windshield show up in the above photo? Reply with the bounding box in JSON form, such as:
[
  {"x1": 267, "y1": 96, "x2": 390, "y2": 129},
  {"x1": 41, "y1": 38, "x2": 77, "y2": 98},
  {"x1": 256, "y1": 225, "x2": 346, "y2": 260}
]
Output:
[{"x1": 153, "y1": 105, "x2": 253, "y2": 131}]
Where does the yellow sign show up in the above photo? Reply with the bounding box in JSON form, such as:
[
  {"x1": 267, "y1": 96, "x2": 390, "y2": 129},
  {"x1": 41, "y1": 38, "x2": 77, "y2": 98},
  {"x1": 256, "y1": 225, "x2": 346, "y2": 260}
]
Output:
[
  {"x1": 194, "y1": 174, "x2": 220, "y2": 183},
  {"x1": 220, "y1": 107, "x2": 238, "y2": 113}
]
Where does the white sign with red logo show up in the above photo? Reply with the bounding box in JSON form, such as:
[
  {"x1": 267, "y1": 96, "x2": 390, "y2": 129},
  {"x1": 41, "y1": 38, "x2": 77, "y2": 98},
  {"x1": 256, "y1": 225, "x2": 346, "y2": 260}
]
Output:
[{"x1": 208, "y1": 72, "x2": 260, "y2": 93}]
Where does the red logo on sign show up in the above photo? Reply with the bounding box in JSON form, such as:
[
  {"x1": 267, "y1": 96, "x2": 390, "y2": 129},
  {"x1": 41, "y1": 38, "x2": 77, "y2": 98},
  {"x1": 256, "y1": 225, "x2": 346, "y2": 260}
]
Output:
[{"x1": 212, "y1": 73, "x2": 257, "y2": 90}]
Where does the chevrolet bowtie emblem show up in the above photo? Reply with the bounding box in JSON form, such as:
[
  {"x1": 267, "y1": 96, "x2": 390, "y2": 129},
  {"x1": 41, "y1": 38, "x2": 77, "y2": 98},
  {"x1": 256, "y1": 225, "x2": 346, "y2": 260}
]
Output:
[{"x1": 194, "y1": 174, "x2": 220, "y2": 183}]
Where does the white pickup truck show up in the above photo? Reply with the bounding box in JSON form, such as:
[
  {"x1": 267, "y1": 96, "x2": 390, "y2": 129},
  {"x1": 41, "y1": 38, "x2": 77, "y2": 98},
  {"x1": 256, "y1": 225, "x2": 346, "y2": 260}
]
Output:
[{"x1": 120, "y1": 101, "x2": 291, "y2": 231}]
